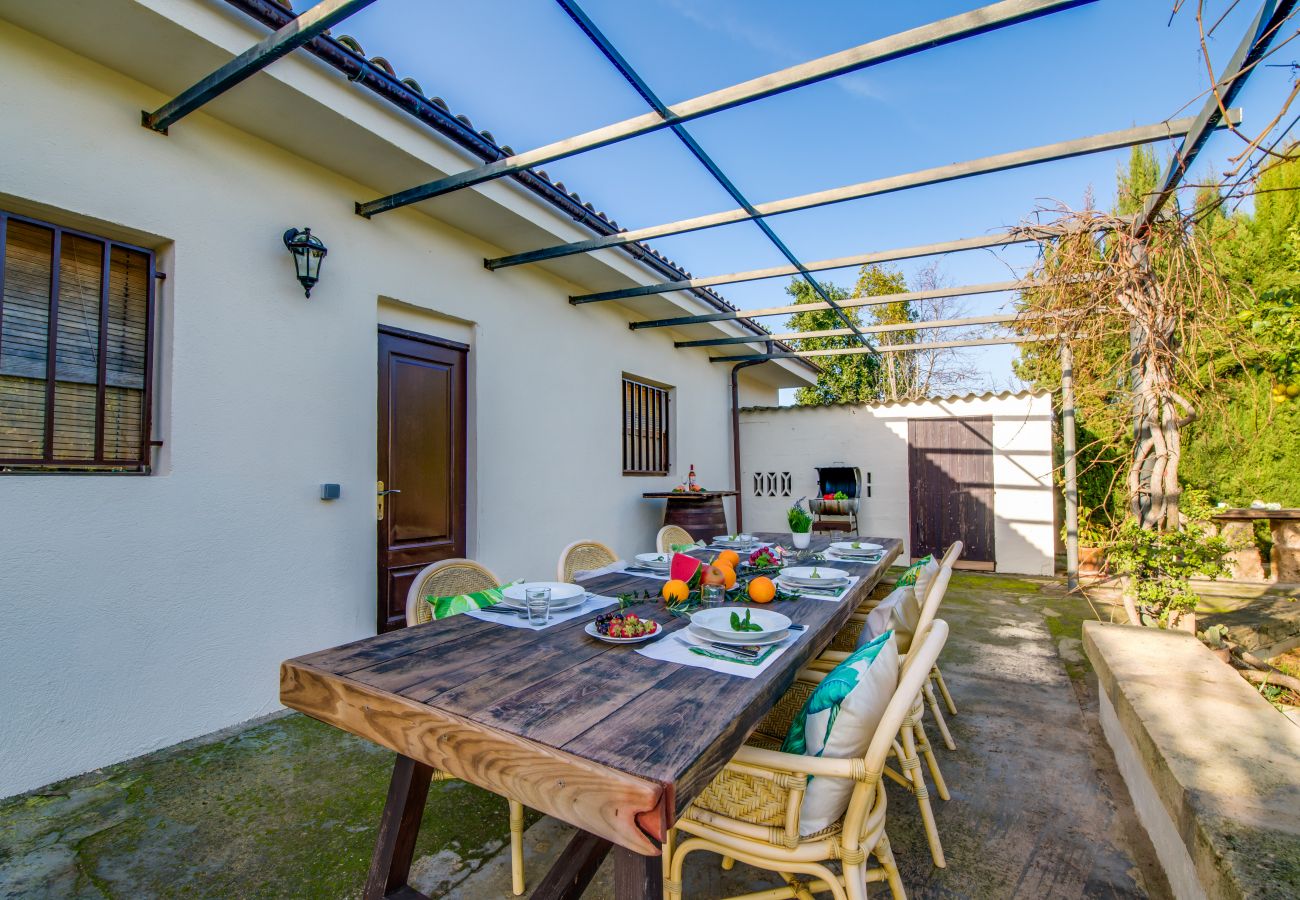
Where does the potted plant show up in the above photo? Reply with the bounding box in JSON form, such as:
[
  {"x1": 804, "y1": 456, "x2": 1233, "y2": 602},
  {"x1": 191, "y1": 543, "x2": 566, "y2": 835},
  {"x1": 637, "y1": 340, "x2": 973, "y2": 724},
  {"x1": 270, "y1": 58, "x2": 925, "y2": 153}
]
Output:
[
  {"x1": 788, "y1": 500, "x2": 813, "y2": 549},
  {"x1": 1069, "y1": 507, "x2": 1110, "y2": 577}
]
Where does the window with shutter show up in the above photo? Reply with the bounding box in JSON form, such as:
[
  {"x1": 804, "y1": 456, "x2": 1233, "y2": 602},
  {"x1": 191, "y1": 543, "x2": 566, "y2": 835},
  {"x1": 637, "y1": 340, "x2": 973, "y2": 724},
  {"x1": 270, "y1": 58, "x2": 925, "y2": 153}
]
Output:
[
  {"x1": 0, "y1": 211, "x2": 155, "y2": 473},
  {"x1": 622, "y1": 376, "x2": 671, "y2": 476}
]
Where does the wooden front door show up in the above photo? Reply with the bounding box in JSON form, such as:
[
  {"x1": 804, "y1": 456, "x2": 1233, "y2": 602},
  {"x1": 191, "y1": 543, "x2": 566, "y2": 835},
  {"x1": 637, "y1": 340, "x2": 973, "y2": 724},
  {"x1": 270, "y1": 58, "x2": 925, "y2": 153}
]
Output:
[
  {"x1": 907, "y1": 416, "x2": 995, "y2": 565},
  {"x1": 377, "y1": 327, "x2": 468, "y2": 632}
]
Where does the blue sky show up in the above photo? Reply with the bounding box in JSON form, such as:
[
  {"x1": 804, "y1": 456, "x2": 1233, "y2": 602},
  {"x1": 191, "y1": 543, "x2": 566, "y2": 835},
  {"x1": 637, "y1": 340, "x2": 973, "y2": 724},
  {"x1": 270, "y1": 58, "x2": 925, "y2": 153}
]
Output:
[{"x1": 302, "y1": 1, "x2": 1298, "y2": 392}]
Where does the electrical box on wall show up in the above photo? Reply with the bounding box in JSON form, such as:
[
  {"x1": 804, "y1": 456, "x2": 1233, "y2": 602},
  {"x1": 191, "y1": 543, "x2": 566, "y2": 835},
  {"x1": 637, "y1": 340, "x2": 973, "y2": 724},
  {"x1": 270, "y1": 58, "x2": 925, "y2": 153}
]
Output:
[{"x1": 320, "y1": 483, "x2": 341, "y2": 501}]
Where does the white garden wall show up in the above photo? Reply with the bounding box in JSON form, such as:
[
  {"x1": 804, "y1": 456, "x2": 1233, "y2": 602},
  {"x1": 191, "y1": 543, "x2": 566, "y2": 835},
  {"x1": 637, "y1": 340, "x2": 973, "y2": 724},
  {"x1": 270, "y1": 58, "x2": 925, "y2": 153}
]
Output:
[
  {"x1": 0, "y1": 4, "x2": 809, "y2": 798},
  {"x1": 739, "y1": 392, "x2": 1056, "y2": 575}
]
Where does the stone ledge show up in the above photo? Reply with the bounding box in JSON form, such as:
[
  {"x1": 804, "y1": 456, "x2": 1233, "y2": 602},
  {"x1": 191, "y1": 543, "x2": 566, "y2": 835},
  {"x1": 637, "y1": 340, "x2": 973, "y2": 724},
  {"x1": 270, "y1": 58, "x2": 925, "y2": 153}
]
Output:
[{"x1": 1083, "y1": 622, "x2": 1300, "y2": 899}]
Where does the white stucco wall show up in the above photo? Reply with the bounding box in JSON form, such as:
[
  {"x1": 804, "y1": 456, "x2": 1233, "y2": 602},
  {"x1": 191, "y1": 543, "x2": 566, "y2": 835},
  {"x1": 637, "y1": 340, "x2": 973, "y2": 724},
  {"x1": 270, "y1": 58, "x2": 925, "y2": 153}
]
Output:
[
  {"x1": 738, "y1": 392, "x2": 1056, "y2": 575},
  {"x1": 0, "y1": 15, "x2": 800, "y2": 797}
]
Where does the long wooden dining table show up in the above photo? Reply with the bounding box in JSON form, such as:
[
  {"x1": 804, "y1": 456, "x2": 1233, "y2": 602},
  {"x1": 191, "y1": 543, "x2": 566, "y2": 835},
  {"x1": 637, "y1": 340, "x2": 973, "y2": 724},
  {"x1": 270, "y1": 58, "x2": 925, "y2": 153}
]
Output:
[{"x1": 280, "y1": 532, "x2": 902, "y2": 900}]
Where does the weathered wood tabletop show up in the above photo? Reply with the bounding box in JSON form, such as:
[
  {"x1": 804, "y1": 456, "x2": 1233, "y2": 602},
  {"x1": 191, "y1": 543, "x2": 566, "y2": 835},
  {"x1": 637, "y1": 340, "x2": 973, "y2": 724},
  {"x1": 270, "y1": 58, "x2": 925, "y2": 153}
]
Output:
[{"x1": 280, "y1": 532, "x2": 901, "y2": 900}]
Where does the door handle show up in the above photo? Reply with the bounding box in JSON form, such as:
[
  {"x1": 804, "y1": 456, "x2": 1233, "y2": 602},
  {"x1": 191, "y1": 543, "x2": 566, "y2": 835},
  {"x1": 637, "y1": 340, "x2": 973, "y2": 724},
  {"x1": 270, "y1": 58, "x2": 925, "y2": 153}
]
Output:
[{"x1": 376, "y1": 482, "x2": 401, "y2": 521}]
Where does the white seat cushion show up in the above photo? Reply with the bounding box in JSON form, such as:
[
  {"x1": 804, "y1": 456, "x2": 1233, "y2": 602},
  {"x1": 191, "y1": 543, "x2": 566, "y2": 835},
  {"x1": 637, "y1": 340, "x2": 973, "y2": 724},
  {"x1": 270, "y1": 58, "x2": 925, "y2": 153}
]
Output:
[
  {"x1": 861, "y1": 585, "x2": 913, "y2": 645},
  {"x1": 782, "y1": 630, "x2": 900, "y2": 836},
  {"x1": 862, "y1": 555, "x2": 940, "y2": 652}
]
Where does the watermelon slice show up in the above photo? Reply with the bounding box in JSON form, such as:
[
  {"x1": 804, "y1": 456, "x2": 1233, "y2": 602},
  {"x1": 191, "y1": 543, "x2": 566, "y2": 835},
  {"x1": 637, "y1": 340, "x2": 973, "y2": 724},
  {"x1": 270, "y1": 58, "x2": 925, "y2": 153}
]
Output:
[{"x1": 669, "y1": 553, "x2": 703, "y2": 586}]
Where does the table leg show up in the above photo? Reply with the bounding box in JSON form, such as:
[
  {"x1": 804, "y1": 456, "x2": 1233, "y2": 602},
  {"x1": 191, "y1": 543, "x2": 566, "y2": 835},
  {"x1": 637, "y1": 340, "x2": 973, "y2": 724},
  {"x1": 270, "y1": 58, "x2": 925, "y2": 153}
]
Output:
[
  {"x1": 614, "y1": 843, "x2": 664, "y2": 900},
  {"x1": 530, "y1": 829, "x2": 613, "y2": 900},
  {"x1": 363, "y1": 754, "x2": 434, "y2": 900}
]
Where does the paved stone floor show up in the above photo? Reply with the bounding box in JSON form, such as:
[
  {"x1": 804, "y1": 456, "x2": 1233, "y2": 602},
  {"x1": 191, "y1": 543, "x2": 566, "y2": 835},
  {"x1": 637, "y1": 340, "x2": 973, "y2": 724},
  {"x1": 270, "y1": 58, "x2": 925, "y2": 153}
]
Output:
[{"x1": 0, "y1": 571, "x2": 1168, "y2": 899}]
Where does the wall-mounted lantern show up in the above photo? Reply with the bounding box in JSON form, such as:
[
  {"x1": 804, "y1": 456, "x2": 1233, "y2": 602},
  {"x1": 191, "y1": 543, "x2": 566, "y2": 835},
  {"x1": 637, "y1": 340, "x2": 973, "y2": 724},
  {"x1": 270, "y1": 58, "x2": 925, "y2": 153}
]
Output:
[{"x1": 282, "y1": 227, "x2": 328, "y2": 297}]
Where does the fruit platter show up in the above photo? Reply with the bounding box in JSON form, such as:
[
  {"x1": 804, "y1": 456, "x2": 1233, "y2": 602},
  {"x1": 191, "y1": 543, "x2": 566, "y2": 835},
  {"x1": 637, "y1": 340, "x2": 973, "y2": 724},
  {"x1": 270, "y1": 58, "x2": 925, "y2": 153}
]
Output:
[
  {"x1": 585, "y1": 611, "x2": 661, "y2": 644},
  {"x1": 745, "y1": 544, "x2": 785, "y2": 572}
]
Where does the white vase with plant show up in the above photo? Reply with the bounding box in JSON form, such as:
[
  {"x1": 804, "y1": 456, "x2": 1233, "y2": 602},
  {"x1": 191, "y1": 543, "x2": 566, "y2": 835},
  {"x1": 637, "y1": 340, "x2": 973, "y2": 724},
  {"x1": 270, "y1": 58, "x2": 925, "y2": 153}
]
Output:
[{"x1": 788, "y1": 500, "x2": 813, "y2": 549}]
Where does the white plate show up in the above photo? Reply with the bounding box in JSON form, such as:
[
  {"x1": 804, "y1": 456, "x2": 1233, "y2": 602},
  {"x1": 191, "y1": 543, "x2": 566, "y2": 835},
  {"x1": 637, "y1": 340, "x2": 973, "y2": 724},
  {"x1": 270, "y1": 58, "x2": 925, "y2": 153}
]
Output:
[
  {"x1": 775, "y1": 575, "x2": 848, "y2": 596},
  {"x1": 584, "y1": 620, "x2": 662, "y2": 644},
  {"x1": 635, "y1": 552, "x2": 671, "y2": 568},
  {"x1": 500, "y1": 581, "x2": 586, "y2": 610},
  {"x1": 690, "y1": 606, "x2": 791, "y2": 640},
  {"x1": 686, "y1": 623, "x2": 788, "y2": 647},
  {"x1": 779, "y1": 566, "x2": 849, "y2": 585},
  {"x1": 829, "y1": 541, "x2": 883, "y2": 555}
]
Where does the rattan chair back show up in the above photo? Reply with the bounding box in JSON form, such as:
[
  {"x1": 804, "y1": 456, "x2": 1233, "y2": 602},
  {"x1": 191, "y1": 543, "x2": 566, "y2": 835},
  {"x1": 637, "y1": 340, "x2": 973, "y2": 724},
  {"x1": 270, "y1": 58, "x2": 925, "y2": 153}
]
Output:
[
  {"x1": 912, "y1": 565, "x2": 952, "y2": 655},
  {"x1": 938, "y1": 539, "x2": 964, "y2": 571},
  {"x1": 404, "y1": 558, "x2": 501, "y2": 627},
  {"x1": 656, "y1": 524, "x2": 694, "y2": 553},
  {"x1": 556, "y1": 539, "x2": 619, "y2": 582}
]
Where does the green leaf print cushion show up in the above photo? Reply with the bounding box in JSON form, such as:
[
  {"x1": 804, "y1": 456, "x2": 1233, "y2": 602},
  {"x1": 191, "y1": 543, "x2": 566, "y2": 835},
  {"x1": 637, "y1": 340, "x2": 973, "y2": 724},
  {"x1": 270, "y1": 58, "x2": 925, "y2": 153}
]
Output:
[
  {"x1": 895, "y1": 555, "x2": 934, "y2": 588},
  {"x1": 425, "y1": 587, "x2": 504, "y2": 620},
  {"x1": 782, "y1": 630, "x2": 899, "y2": 836}
]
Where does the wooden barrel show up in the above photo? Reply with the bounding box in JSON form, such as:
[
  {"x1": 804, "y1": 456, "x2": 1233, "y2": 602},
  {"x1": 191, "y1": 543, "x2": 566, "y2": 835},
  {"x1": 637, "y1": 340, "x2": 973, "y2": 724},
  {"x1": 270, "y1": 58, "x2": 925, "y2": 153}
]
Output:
[{"x1": 665, "y1": 496, "x2": 729, "y2": 541}]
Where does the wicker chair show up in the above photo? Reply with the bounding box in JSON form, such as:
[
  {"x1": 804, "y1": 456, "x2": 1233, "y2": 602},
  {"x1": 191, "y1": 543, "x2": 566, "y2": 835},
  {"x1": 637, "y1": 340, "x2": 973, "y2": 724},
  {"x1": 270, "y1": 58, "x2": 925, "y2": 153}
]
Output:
[
  {"x1": 666, "y1": 621, "x2": 952, "y2": 900},
  {"x1": 808, "y1": 550, "x2": 962, "y2": 867},
  {"x1": 818, "y1": 541, "x2": 963, "y2": 751},
  {"x1": 556, "y1": 539, "x2": 619, "y2": 582},
  {"x1": 657, "y1": 524, "x2": 695, "y2": 554},
  {"x1": 402, "y1": 559, "x2": 528, "y2": 895}
]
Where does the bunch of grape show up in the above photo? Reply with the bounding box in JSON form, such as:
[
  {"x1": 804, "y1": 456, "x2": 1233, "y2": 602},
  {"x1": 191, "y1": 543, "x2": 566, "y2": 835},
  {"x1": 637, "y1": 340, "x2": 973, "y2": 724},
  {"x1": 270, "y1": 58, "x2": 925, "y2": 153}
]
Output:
[{"x1": 594, "y1": 612, "x2": 658, "y2": 638}]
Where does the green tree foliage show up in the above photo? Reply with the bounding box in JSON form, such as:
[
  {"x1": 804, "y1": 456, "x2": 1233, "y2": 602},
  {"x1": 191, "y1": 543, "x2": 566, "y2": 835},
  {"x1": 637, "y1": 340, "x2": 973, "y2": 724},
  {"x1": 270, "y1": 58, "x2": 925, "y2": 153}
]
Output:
[
  {"x1": 1116, "y1": 144, "x2": 1161, "y2": 217},
  {"x1": 1015, "y1": 148, "x2": 1300, "y2": 515},
  {"x1": 854, "y1": 266, "x2": 919, "y2": 401},
  {"x1": 788, "y1": 268, "x2": 906, "y2": 405}
]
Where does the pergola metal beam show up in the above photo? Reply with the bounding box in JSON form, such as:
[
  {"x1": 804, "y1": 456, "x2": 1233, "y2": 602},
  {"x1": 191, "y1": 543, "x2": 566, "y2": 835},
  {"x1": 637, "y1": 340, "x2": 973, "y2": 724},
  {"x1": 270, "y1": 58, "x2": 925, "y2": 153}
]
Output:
[
  {"x1": 354, "y1": 0, "x2": 1097, "y2": 217},
  {"x1": 631, "y1": 279, "x2": 1028, "y2": 330},
  {"x1": 709, "y1": 333, "x2": 1052, "y2": 363},
  {"x1": 573, "y1": 231, "x2": 1034, "y2": 303},
  {"x1": 675, "y1": 312, "x2": 1026, "y2": 348},
  {"x1": 554, "y1": 0, "x2": 874, "y2": 351},
  {"x1": 1139, "y1": 0, "x2": 1296, "y2": 226},
  {"x1": 142, "y1": 0, "x2": 381, "y2": 133},
  {"x1": 486, "y1": 111, "x2": 1240, "y2": 270}
]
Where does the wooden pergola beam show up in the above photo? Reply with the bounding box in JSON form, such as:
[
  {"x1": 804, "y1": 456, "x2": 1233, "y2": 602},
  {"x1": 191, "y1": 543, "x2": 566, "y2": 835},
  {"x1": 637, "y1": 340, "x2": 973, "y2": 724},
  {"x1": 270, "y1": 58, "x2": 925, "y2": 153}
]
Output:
[
  {"x1": 1139, "y1": 0, "x2": 1297, "y2": 228},
  {"x1": 554, "y1": 0, "x2": 876, "y2": 351},
  {"x1": 573, "y1": 232, "x2": 1038, "y2": 304},
  {"x1": 486, "y1": 112, "x2": 1240, "y2": 271},
  {"x1": 632, "y1": 279, "x2": 1028, "y2": 330},
  {"x1": 354, "y1": 0, "x2": 1096, "y2": 217},
  {"x1": 142, "y1": 0, "x2": 380, "y2": 133},
  {"x1": 708, "y1": 333, "x2": 1053, "y2": 362},
  {"x1": 675, "y1": 312, "x2": 1029, "y2": 348}
]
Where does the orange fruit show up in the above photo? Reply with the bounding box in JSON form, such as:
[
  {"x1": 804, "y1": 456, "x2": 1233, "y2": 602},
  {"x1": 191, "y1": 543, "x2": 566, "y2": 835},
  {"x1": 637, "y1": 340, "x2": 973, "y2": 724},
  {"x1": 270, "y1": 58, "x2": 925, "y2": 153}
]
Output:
[
  {"x1": 662, "y1": 579, "x2": 690, "y2": 603},
  {"x1": 714, "y1": 563, "x2": 737, "y2": 589},
  {"x1": 748, "y1": 576, "x2": 776, "y2": 603},
  {"x1": 714, "y1": 549, "x2": 740, "y2": 570}
]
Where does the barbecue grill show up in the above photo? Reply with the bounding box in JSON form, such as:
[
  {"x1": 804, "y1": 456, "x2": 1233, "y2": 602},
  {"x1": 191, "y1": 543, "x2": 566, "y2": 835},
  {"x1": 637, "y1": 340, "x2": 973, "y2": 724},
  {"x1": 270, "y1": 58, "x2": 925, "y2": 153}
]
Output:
[{"x1": 809, "y1": 466, "x2": 865, "y2": 533}]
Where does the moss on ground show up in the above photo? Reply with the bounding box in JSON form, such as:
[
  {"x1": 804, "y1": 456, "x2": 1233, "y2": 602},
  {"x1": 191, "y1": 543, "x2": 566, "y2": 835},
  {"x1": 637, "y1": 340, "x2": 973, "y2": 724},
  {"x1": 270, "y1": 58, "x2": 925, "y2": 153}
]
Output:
[{"x1": 0, "y1": 713, "x2": 538, "y2": 899}]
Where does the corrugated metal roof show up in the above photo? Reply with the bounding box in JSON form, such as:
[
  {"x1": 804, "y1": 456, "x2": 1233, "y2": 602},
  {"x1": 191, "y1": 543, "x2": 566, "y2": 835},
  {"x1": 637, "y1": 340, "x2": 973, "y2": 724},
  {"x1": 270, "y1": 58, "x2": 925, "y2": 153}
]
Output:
[{"x1": 740, "y1": 389, "x2": 1050, "y2": 414}]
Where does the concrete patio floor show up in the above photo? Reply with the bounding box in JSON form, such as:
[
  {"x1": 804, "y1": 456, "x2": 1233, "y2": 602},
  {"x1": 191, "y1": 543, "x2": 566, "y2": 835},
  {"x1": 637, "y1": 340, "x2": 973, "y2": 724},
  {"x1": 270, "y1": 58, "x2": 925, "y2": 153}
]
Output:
[{"x1": 0, "y1": 571, "x2": 1168, "y2": 899}]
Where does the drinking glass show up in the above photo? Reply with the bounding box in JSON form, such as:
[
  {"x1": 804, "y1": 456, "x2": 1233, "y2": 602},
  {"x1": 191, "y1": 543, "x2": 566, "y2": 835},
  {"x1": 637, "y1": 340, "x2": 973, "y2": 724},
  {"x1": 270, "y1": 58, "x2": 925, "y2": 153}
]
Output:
[
  {"x1": 525, "y1": 587, "x2": 552, "y2": 626},
  {"x1": 701, "y1": 584, "x2": 725, "y2": 608}
]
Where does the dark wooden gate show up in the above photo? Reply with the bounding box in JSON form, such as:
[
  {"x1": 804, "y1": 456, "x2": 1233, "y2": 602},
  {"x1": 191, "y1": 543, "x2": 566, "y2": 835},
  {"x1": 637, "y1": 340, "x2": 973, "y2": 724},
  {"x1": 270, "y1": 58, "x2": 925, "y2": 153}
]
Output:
[
  {"x1": 377, "y1": 327, "x2": 468, "y2": 632},
  {"x1": 907, "y1": 416, "x2": 995, "y2": 565}
]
